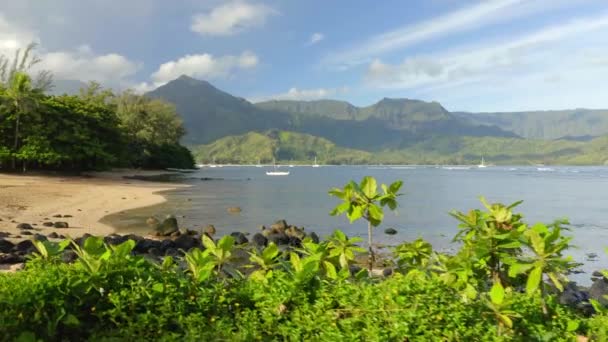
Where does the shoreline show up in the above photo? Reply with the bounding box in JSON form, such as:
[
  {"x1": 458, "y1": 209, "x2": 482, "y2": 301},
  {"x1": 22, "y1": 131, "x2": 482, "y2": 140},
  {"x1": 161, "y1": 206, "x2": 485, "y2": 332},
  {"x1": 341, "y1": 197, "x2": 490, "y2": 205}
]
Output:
[{"x1": 0, "y1": 170, "x2": 186, "y2": 241}]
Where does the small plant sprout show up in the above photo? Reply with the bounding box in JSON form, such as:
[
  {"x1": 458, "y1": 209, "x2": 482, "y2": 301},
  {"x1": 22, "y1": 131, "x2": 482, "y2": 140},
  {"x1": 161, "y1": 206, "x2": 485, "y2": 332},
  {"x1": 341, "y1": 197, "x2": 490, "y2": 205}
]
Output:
[{"x1": 329, "y1": 176, "x2": 403, "y2": 274}]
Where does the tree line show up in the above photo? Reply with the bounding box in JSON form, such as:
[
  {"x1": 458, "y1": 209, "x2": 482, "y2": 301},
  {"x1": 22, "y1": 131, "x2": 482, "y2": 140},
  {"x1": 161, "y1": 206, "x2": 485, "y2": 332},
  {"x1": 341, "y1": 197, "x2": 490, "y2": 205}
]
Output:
[{"x1": 0, "y1": 44, "x2": 194, "y2": 171}]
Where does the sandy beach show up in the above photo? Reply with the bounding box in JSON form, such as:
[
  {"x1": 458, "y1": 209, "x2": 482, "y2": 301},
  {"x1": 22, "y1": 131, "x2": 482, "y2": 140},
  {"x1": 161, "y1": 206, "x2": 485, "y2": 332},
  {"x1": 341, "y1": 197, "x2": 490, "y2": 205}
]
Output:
[{"x1": 0, "y1": 170, "x2": 184, "y2": 241}]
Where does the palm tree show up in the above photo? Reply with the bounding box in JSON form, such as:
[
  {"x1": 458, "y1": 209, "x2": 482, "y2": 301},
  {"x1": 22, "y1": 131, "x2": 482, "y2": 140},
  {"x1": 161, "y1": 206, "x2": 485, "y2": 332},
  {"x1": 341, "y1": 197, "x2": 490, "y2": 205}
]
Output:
[{"x1": 4, "y1": 72, "x2": 44, "y2": 170}]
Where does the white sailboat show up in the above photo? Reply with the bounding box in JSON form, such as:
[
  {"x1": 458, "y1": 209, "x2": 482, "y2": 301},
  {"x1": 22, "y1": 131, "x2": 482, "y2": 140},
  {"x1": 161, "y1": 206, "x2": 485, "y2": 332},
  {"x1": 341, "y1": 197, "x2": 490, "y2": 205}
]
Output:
[
  {"x1": 312, "y1": 156, "x2": 320, "y2": 168},
  {"x1": 255, "y1": 158, "x2": 262, "y2": 168},
  {"x1": 477, "y1": 156, "x2": 487, "y2": 168},
  {"x1": 209, "y1": 157, "x2": 218, "y2": 168},
  {"x1": 266, "y1": 159, "x2": 290, "y2": 176}
]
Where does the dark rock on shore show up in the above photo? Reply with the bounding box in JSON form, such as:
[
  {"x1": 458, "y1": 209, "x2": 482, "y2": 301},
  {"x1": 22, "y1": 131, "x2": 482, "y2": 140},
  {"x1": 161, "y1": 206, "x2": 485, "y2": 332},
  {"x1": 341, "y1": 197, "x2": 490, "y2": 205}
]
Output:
[
  {"x1": 590, "y1": 277, "x2": 608, "y2": 306},
  {"x1": 53, "y1": 214, "x2": 63, "y2": 218},
  {"x1": 53, "y1": 222, "x2": 69, "y2": 228},
  {"x1": 135, "y1": 239, "x2": 160, "y2": 254},
  {"x1": 174, "y1": 234, "x2": 200, "y2": 251},
  {"x1": 156, "y1": 216, "x2": 179, "y2": 236},
  {"x1": 204, "y1": 225, "x2": 217, "y2": 236},
  {"x1": 14, "y1": 240, "x2": 35, "y2": 254},
  {"x1": 0, "y1": 232, "x2": 9, "y2": 238},
  {"x1": 16, "y1": 223, "x2": 33, "y2": 230},
  {"x1": 267, "y1": 232, "x2": 290, "y2": 245},
  {"x1": 42, "y1": 222, "x2": 54, "y2": 227},
  {"x1": 270, "y1": 220, "x2": 288, "y2": 232},
  {"x1": 62, "y1": 250, "x2": 78, "y2": 263},
  {"x1": 310, "y1": 232, "x2": 320, "y2": 244},
  {"x1": 231, "y1": 232, "x2": 248, "y2": 245},
  {"x1": 33, "y1": 234, "x2": 47, "y2": 242},
  {"x1": 48, "y1": 232, "x2": 59, "y2": 239},
  {"x1": 0, "y1": 253, "x2": 25, "y2": 264},
  {"x1": 104, "y1": 234, "x2": 128, "y2": 246},
  {"x1": 384, "y1": 228, "x2": 398, "y2": 235},
  {"x1": 20, "y1": 231, "x2": 33, "y2": 236},
  {"x1": 160, "y1": 239, "x2": 177, "y2": 254},
  {"x1": 252, "y1": 233, "x2": 268, "y2": 247},
  {"x1": 0, "y1": 239, "x2": 14, "y2": 253}
]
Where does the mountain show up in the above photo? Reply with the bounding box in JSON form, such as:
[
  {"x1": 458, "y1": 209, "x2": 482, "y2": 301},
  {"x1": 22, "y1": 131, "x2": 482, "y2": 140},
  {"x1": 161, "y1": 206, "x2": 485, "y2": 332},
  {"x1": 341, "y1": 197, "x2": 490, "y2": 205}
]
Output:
[
  {"x1": 455, "y1": 109, "x2": 608, "y2": 140},
  {"x1": 146, "y1": 75, "x2": 291, "y2": 145},
  {"x1": 145, "y1": 76, "x2": 514, "y2": 149},
  {"x1": 256, "y1": 98, "x2": 513, "y2": 138},
  {"x1": 193, "y1": 130, "x2": 371, "y2": 164}
]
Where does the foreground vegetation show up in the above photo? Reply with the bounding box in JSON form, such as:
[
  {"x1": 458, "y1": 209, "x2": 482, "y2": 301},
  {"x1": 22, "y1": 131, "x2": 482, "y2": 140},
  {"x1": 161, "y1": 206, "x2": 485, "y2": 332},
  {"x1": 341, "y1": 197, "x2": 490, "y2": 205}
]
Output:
[
  {"x1": 0, "y1": 44, "x2": 194, "y2": 171},
  {"x1": 1, "y1": 177, "x2": 607, "y2": 341}
]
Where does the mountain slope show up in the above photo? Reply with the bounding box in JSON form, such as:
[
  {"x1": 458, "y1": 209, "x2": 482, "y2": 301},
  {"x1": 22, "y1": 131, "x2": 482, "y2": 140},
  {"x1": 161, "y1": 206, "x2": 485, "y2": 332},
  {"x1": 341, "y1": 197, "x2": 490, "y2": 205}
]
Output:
[
  {"x1": 455, "y1": 109, "x2": 608, "y2": 140},
  {"x1": 146, "y1": 76, "x2": 291, "y2": 145},
  {"x1": 193, "y1": 130, "x2": 371, "y2": 164}
]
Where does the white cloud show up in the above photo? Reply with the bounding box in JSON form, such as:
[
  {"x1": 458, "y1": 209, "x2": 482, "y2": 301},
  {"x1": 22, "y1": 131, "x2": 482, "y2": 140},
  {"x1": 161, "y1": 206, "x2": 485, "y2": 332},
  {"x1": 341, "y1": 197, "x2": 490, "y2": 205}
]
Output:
[
  {"x1": 151, "y1": 51, "x2": 259, "y2": 84},
  {"x1": 250, "y1": 86, "x2": 349, "y2": 102},
  {"x1": 322, "y1": 0, "x2": 580, "y2": 69},
  {"x1": 39, "y1": 45, "x2": 140, "y2": 86},
  {"x1": 0, "y1": 13, "x2": 38, "y2": 57},
  {"x1": 191, "y1": 1, "x2": 277, "y2": 36},
  {"x1": 308, "y1": 32, "x2": 324, "y2": 45},
  {"x1": 365, "y1": 13, "x2": 608, "y2": 90}
]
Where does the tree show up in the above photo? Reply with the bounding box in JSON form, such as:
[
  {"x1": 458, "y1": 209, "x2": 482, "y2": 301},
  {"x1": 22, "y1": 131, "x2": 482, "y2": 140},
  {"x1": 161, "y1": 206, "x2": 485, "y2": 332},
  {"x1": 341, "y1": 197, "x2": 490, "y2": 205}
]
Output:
[{"x1": 329, "y1": 176, "x2": 403, "y2": 274}]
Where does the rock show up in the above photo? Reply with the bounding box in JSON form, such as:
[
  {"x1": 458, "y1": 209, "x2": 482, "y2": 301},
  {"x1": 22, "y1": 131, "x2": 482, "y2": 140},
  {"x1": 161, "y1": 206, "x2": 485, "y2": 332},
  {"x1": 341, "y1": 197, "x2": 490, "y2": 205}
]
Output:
[
  {"x1": 382, "y1": 268, "x2": 394, "y2": 277},
  {"x1": 227, "y1": 207, "x2": 242, "y2": 214},
  {"x1": 124, "y1": 234, "x2": 144, "y2": 243},
  {"x1": 174, "y1": 234, "x2": 199, "y2": 251},
  {"x1": 52, "y1": 214, "x2": 62, "y2": 218},
  {"x1": 258, "y1": 225, "x2": 267, "y2": 231},
  {"x1": 0, "y1": 239, "x2": 15, "y2": 253},
  {"x1": 73, "y1": 233, "x2": 93, "y2": 248},
  {"x1": 104, "y1": 235, "x2": 127, "y2": 246},
  {"x1": 230, "y1": 232, "x2": 248, "y2": 245},
  {"x1": 14, "y1": 240, "x2": 35, "y2": 254},
  {"x1": 170, "y1": 230, "x2": 181, "y2": 237},
  {"x1": 349, "y1": 264, "x2": 363, "y2": 275},
  {"x1": 48, "y1": 232, "x2": 59, "y2": 239},
  {"x1": 285, "y1": 226, "x2": 305, "y2": 240},
  {"x1": 164, "y1": 248, "x2": 180, "y2": 257},
  {"x1": 185, "y1": 229, "x2": 198, "y2": 236},
  {"x1": 384, "y1": 228, "x2": 398, "y2": 235},
  {"x1": 134, "y1": 239, "x2": 160, "y2": 254},
  {"x1": 0, "y1": 232, "x2": 9, "y2": 238},
  {"x1": 288, "y1": 236, "x2": 302, "y2": 248},
  {"x1": 20, "y1": 231, "x2": 33, "y2": 236},
  {"x1": 58, "y1": 234, "x2": 66, "y2": 239},
  {"x1": 148, "y1": 247, "x2": 162, "y2": 257},
  {"x1": 33, "y1": 234, "x2": 48, "y2": 242},
  {"x1": 42, "y1": 221, "x2": 54, "y2": 227},
  {"x1": 53, "y1": 222, "x2": 69, "y2": 229},
  {"x1": 267, "y1": 232, "x2": 290, "y2": 245},
  {"x1": 252, "y1": 233, "x2": 268, "y2": 247},
  {"x1": 0, "y1": 253, "x2": 25, "y2": 264},
  {"x1": 62, "y1": 249, "x2": 78, "y2": 263},
  {"x1": 146, "y1": 217, "x2": 160, "y2": 229},
  {"x1": 204, "y1": 225, "x2": 217, "y2": 236},
  {"x1": 270, "y1": 220, "x2": 288, "y2": 232},
  {"x1": 589, "y1": 277, "x2": 608, "y2": 306},
  {"x1": 16, "y1": 223, "x2": 33, "y2": 230},
  {"x1": 309, "y1": 232, "x2": 320, "y2": 244},
  {"x1": 560, "y1": 282, "x2": 589, "y2": 306},
  {"x1": 63, "y1": 215, "x2": 73, "y2": 218},
  {"x1": 160, "y1": 239, "x2": 177, "y2": 253},
  {"x1": 156, "y1": 217, "x2": 179, "y2": 236},
  {"x1": 592, "y1": 271, "x2": 606, "y2": 279}
]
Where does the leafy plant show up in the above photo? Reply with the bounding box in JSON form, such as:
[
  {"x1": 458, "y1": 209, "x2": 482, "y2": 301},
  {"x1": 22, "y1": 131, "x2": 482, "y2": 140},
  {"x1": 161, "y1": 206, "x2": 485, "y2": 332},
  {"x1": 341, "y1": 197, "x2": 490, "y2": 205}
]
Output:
[{"x1": 329, "y1": 176, "x2": 402, "y2": 273}]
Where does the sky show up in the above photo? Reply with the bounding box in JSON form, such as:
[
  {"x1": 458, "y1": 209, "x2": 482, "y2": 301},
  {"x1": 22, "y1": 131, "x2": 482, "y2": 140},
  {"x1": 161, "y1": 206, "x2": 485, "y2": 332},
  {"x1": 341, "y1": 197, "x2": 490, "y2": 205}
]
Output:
[{"x1": 1, "y1": 0, "x2": 608, "y2": 112}]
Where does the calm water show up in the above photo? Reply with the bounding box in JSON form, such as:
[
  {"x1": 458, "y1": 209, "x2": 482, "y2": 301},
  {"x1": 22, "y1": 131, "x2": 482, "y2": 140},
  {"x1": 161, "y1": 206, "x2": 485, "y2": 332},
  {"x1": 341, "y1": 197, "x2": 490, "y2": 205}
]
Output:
[{"x1": 106, "y1": 165, "x2": 608, "y2": 283}]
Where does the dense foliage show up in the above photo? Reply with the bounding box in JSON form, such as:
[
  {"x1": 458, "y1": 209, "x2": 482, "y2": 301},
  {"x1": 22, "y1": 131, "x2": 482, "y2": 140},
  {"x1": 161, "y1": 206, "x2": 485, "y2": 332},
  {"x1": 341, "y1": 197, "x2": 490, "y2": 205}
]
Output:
[
  {"x1": 1, "y1": 177, "x2": 607, "y2": 341},
  {"x1": 0, "y1": 47, "x2": 194, "y2": 171}
]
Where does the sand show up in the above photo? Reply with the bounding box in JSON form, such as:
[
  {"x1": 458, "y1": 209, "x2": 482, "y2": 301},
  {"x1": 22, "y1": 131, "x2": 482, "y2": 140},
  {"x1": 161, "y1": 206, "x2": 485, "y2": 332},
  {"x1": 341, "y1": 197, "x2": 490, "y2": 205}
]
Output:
[{"x1": 0, "y1": 170, "x2": 185, "y2": 241}]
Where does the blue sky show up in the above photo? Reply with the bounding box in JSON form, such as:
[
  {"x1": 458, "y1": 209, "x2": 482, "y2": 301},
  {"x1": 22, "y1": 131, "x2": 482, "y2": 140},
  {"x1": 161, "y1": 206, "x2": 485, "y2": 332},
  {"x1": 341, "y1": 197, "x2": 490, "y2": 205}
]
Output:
[{"x1": 1, "y1": 0, "x2": 608, "y2": 111}]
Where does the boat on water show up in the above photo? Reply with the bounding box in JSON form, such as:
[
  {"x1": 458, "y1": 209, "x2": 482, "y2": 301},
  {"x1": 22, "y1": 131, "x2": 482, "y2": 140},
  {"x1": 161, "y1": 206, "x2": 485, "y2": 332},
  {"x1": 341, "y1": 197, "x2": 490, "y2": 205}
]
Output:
[
  {"x1": 266, "y1": 159, "x2": 290, "y2": 176},
  {"x1": 255, "y1": 158, "x2": 262, "y2": 168},
  {"x1": 478, "y1": 157, "x2": 487, "y2": 168},
  {"x1": 312, "y1": 157, "x2": 320, "y2": 168}
]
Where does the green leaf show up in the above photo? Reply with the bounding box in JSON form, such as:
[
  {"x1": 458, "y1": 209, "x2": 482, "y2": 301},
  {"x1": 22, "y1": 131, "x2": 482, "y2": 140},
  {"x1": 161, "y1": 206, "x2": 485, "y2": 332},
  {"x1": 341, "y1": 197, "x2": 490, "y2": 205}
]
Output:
[
  {"x1": 218, "y1": 236, "x2": 235, "y2": 252},
  {"x1": 360, "y1": 176, "x2": 377, "y2": 198},
  {"x1": 330, "y1": 201, "x2": 350, "y2": 216},
  {"x1": 498, "y1": 314, "x2": 513, "y2": 329},
  {"x1": 202, "y1": 235, "x2": 216, "y2": 250},
  {"x1": 324, "y1": 261, "x2": 338, "y2": 279},
  {"x1": 152, "y1": 283, "x2": 164, "y2": 292},
  {"x1": 490, "y1": 282, "x2": 505, "y2": 305},
  {"x1": 328, "y1": 188, "x2": 345, "y2": 199},
  {"x1": 290, "y1": 252, "x2": 302, "y2": 273},
  {"x1": 347, "y1": 205, "x2": 364, "y2": 223},
  {"x1": 368, "y1": 204, "x2": 384, "y2": 226},
  {"x1": 566, "y1": 320, "x2": 579, "y2": 332},
  {"x1": 389, "y1": 180, "x2": 403, "y2": 194},
  {"x1": 526, "y1": 266, "x2": 543, "y2": 294},
  {"x1": 262, "y1": 243, "x2": 279, "y2": 260}
]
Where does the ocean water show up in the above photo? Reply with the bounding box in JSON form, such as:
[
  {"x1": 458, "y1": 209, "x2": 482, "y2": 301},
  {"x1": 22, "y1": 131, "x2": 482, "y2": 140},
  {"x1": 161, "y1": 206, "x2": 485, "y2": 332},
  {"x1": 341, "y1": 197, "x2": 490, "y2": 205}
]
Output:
[{"x1": 106, "y1": 165, "x2": 608, "y2": 284}]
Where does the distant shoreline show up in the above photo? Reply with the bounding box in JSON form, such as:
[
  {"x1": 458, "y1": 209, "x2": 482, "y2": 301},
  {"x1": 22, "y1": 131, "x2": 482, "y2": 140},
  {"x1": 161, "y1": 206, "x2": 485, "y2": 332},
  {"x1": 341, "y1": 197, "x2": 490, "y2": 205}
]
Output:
[{"x1": 0, "y1": 170, "x2": 186, "y2": 241}]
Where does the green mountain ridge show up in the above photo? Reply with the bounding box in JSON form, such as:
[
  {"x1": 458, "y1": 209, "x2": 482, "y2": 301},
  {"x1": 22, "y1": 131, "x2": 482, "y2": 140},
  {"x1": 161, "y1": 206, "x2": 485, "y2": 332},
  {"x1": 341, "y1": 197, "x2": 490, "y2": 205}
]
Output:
[
  {"x1": 195, "y1": 130, "x2": 608, "y2": 165},
  {"x1": 145, "y1": 76, "x2": 515, "y2": 149}
]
